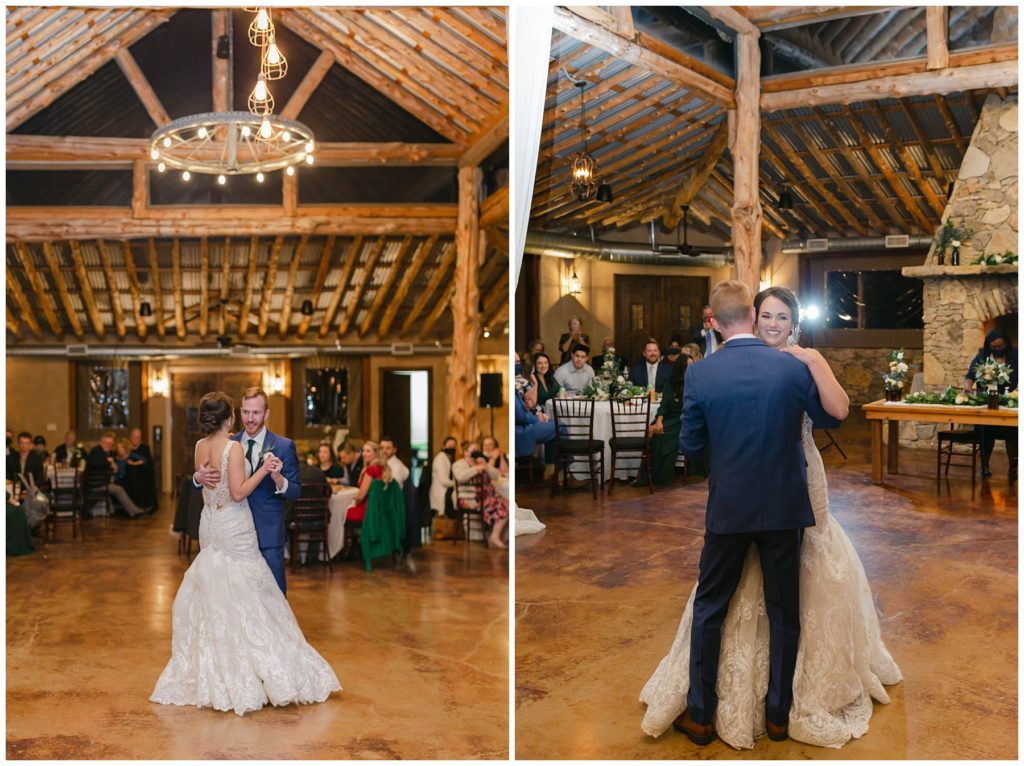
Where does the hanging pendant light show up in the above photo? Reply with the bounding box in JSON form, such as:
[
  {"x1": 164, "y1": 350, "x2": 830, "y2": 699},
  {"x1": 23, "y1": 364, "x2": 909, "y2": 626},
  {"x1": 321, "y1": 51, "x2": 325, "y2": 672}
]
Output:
[{"x1": 569, "y1": 81, "x2": 599, "y2": 202}]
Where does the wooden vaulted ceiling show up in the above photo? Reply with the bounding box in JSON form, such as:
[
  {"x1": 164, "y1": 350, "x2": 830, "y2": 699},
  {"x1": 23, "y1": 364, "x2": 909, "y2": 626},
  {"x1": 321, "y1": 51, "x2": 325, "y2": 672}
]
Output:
[
  {"x1": 533, "y1": 6, "x2": 1017, "y2": 239},
  {"x1": 6, "y1": 7, "x2": 509, "y2": 347}
]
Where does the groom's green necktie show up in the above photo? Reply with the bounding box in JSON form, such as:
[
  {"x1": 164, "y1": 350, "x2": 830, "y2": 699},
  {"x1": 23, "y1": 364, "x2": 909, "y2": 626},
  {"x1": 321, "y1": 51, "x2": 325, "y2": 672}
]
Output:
[{"x1": 245, "y1": 438, "x2": 256, "y2": 475}]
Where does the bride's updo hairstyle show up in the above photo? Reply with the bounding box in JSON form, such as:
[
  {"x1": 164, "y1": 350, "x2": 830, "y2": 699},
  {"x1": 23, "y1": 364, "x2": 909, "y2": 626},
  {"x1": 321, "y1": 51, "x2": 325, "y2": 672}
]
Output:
[
  {"x1": 754, "y1": 285, "x2": 801, "y2": 345},
  {"x1": 199, "y1": 391, "x2": 235, "y2": 435}
]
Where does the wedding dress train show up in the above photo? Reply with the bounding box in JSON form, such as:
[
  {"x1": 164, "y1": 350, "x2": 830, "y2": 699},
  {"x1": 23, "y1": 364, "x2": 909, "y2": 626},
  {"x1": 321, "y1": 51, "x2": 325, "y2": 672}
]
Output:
[
  {"x1": 151, "y1": 441, "x2": 340, "y2": 716},
  {"x1": 640, "y1": 416, "x2": 901, "y2": 748}
]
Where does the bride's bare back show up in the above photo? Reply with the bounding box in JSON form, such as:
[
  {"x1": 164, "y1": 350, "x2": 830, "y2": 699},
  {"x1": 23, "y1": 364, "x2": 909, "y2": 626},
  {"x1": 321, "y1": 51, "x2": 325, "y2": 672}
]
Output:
[{"x1": 195, "y1": 434, "x2": 266, "y2": 502}]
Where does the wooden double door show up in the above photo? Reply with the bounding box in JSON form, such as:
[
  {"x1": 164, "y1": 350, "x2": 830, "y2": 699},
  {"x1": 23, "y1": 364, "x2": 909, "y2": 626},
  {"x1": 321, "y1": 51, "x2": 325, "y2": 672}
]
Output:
[{"x1": 614, "y1": 275, "x2": 709, "y2": 367}]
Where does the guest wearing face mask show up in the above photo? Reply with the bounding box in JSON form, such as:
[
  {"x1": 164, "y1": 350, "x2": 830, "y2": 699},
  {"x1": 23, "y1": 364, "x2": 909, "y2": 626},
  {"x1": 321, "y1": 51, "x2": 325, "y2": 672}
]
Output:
[
  {"x1": 965, "y1": 328, "x2": 1018, "y2": 479},
  {"x1": 429, "y1": 435, "x2": 458, "y2": 518}
]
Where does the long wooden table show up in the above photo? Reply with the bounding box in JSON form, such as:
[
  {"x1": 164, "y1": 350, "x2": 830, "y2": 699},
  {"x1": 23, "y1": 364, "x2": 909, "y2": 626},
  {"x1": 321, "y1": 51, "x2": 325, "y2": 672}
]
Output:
[{"x1": 862, "y1": 400, "x2": 1018, "y2": 484}]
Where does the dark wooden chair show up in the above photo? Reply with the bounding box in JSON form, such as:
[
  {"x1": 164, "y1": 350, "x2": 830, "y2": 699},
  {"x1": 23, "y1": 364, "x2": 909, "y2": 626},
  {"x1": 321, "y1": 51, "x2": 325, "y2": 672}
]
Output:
[
  {"x1": 46, "y1": 465, "x2": 83, "y2": 542},
  {"x1": 937, "y1": 424, "x2": 981, "y2": 484},
  {"x1": 82, "y1": 469, "x2": 113, "y2": 519},
  {"x1": 287, "y1": 482, "x2": 332, "y2": 572},
  {"x1": 455, "y1": 472, "x2": 490, "y2": 548},
  {"x1": 174, "y1": 476, "x2": 204, "y2": 559},
  {"x1": 551, "y1": 397, "x2": 605, "y2": 499},
  {"x1": 608, "y1": 395, "x2": 653, "y2": 495}
]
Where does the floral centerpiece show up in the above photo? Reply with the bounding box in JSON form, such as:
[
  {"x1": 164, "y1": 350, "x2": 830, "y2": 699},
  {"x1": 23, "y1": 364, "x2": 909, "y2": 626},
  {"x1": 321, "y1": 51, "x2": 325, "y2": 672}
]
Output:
[
  {"x1": 971, "y1": 251, "x2": 1018, "y2": 266},
  {"x1": 973, "y1": 355, "x2": 1013, "y2": 410},
  {"x1": 882, "y1": 348, "x2": 911, "y2": 401},
  {"x1": 583, "y1": 371, "x2": 647, "y2": 401},
  {"x1": 598, "y1": 346, "x2": 623, "y2": 377},
  {"x1": 904, "y1": 385, "x2": 1018, "y2": 409}
]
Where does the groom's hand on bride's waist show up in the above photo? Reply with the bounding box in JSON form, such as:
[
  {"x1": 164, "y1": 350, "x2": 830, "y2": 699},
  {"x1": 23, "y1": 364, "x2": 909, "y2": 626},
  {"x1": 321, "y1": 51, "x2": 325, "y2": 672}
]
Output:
[{"x1": 194, "y1": 459, "x2": 221, "y2": 490}]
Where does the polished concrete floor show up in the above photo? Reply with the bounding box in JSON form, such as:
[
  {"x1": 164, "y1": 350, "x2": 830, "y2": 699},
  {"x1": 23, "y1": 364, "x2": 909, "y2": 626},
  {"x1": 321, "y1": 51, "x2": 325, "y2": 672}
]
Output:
[
  {"x1": 515, "y1": 414, "x2": 1017, "y2": 759},
  {"x1": 7, "y1": 501, "x2": 509, "y2": 759}
]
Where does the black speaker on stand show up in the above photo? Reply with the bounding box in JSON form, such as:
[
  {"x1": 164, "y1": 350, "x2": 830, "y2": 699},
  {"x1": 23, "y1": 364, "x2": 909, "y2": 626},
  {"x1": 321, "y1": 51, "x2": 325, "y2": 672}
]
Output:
[{"x1": 479, "y1": 373, "x2": 503, "y2": 437}]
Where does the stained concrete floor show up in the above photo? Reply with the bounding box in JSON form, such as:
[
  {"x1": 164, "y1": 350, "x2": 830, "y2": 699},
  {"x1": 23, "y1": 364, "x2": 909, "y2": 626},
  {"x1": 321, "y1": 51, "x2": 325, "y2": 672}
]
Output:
[
  {"x1": 7, "y1": 501, "x2": 509, "y2": 759},
  {"x1": 515, "y1": 414, "x2": 1017, "y2": 760}
]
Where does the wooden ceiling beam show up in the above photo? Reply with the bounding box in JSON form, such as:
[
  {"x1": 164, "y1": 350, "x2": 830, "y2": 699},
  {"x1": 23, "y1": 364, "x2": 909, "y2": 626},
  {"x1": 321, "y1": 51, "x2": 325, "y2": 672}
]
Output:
[
  {"x1": 703, "y1": 6, "x2": 760, "y2": 36},
  {"x1": 7, "y1": 307, "x2": 24, "y2": 340},
  {"x1": 41, "y1": 242, "x2": 84, "y2": 338},
  {"x1": 337, "y1": 237, "x2": 388, "y2": 337},
  {"x1": 359, "y1": 235, "x2": 413, "y2": 338},
  {"x1": 318, "y1": 236, "x2": 363, "y2": 338},
  {"x1": 6, "y1": 135, "x2": 463, "y2": 167},
  {"x1": 551, "y1": 7, "x2": 735, "y2": 108},
  {"x1": 6, "y1": 248, "x2": 45, "y2": 337},
  {"x1": 121, "y1": 240, "x2": 147, "y2": 340},
  {"x1": 68, "y1": 240, "x2": 105, "y2": 338},
  {"x1": 480, "y1": 184, "x2": 509, "y2": 229},
  {"x1": 378, "y1": 236, "x2": 437, "y2": 337},
  {"x1": 95, "y1": 239, "x2": 127, "y2": 339},
  {"x1": 257, "y1": 236, "x2": 284, "y2": 340},
  {"x1": 898, "y1": 98, "x2": 950, "y2": 181},
  {"x1": 296, "y1": 235, "x2": 336, "y2": 339},
  {"x1": 6, "y1": 205, "x2": 458, "y2": 241},
  {"x1": 218, "y1": 237, "x2": 231, "y2": 337},
  {"x1": 480, "y1": 269, "x2": 509, "y2": 328},
  {"x1": 170, "y1": 239, "x2": 186, "y2": 340},
  {"x1": 400, "y1": 242, "x2": 455, "y2": 336},
  {"x1": 431, "y1": 8, "x2": 507, "y2": 64},
  {"x1": 277, "y1": 9, "x2": 471, "y2": 145},
  {"x1": 757, "y1": 141, "x2": 848, "y2": 236},
  {"x1": 7, "y1": 10, "x2": 175, "y2": 132},
  {"x1": 198, "y1": 237, "x2": 209, "y2": 339},
  {"x1": 146, "y1": 239, "x2": 166, "y2": 337},
  {"x1": 926, "y1": 6, "x2": 949, "y2": 71},
  {"x1": 662, "y1": 124, "x2": 730, "y2": 229},
  {"x1": 738, "y1": 6, "x2": 896, "y2": 32},
  {"x1": 417, "y1": 283, "x2": 456, "y2": 341},
  {"x1": 762, "y1": 59, "x2": 1017, "y2": 111},
  {"x1": 280, "y1": 50, "x2": 334, "y2": 120},
  {"x1": 114, "y1": 48, "x2": 170, "y2": 127},
  {"x1": 277, "y1": 236, "x2": 307, "y2": 339},
  {"x1": 865, "y1": 101, "x2": 946, "y2": 219},
  {"x1": 459, "y1": 102, "x2": 509, "y2": 168},
  {"x1": 934, "y1": 95, "x2": 968, "y2": 153},
  {"x1": 238, "y1": 237, "x2": 259, "y2": 340}
]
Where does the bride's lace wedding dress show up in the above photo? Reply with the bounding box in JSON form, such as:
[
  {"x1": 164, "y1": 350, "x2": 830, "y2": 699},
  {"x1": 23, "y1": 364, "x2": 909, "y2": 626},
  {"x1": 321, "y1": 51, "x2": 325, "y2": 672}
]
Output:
[
  {"x1": 640, "y1": 416, "x2": 901, "y2": 748},
  {"x1": 151, "y1": 441, "x2": 340, "y2": 716}
]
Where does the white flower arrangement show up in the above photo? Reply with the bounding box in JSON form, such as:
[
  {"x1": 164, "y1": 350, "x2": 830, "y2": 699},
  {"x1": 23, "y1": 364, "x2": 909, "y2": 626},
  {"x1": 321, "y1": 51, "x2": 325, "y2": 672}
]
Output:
[
  {"x1": 974, "y1": 355, "x2": 1013, "y2": 390},
  {"x1": 887, "y1": 348, "x2": 911, "y2": 381}
]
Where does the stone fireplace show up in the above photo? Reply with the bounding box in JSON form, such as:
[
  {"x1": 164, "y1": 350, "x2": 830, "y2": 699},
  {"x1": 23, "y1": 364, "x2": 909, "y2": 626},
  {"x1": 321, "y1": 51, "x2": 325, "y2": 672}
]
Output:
[{"x1": 900, "y1": 93, "x2": 1018, "y2": 448}]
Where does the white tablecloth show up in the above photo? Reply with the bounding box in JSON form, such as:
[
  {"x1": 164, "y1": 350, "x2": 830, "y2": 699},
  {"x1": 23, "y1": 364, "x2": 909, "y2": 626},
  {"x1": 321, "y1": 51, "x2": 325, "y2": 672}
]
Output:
[
  {"x1": 327, "y1": 486, "x2": 360, "y2": 559},
  {"x1": 545, "y1": 398, "x2": 659, "y2": 480}
]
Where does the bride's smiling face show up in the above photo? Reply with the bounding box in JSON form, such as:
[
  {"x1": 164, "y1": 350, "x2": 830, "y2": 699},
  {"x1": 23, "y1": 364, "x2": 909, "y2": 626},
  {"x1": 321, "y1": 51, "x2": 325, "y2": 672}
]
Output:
[{"x1": 756, "y1": 296, "x2": 794, "y2": 349}]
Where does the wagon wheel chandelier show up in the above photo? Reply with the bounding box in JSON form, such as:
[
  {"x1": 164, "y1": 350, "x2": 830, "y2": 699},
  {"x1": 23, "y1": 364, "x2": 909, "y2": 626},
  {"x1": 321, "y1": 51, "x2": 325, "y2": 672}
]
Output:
[{"x1": 148, "y1": 7, "x2": 315, "y2": 184}]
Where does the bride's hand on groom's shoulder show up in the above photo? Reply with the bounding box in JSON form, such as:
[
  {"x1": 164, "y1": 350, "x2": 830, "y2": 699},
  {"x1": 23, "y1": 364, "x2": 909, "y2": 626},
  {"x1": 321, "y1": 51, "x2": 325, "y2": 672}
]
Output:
[{"x1": 780, "y1": 345, "x2": 819, "y2": 366}]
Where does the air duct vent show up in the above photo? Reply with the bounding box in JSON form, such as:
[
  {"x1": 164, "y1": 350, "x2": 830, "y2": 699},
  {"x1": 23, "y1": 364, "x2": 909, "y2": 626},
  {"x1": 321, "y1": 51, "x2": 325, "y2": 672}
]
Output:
[
  {"x1": 66, "y1": 344, "x2": 89, "y2": 357},
  {"x1": 390, "y1": 343, "x2": 414, "y2": 356},
  {"x1": 806, "y1": 238, "x2": 830, "y2": 252},
  {"x1": 885, "y1": 235, "x2": 910, "y2": 248},
  {"x1": 230, "y1": 345, "x2": 251, "y2": 356}
]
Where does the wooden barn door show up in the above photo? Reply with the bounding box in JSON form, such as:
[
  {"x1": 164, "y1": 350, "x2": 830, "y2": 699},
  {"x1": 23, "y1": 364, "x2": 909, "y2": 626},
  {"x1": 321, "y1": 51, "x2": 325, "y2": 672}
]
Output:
[{"x1": 614, "y1": 275, "x2": 709, "y2": 366}]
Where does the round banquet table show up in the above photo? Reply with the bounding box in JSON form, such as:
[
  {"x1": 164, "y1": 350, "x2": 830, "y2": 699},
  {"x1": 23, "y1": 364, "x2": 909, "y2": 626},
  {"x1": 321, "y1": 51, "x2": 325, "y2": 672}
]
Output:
[
  {"x1": 544, "y1": 397, "x2": 659, "y2": 480},
  {"x1": 285, "y1": 484, "x2": 360, "y2": 562}
]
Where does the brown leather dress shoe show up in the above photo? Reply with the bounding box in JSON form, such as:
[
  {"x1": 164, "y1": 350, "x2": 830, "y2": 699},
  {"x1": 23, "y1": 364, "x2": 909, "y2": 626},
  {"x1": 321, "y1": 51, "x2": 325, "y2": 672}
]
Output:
[
  {"x1": 766, "y1": 719, "x2": 789, "y2": 742},
  {"x1": 672, "y1": 709, "x2": 715, "y2": 745}
]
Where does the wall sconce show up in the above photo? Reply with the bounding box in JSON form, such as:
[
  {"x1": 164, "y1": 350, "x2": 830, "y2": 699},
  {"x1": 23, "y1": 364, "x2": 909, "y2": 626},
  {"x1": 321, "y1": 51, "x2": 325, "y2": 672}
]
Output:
[
  {"x1": 263, "y1": 364, "x2": 287, "y2": 396},
  {"x1": 568, "y1": 269, "x2": 581, "y2": 295},
  {"x1": 149, "y1": 368, "x2": 169, "y2": 398}
]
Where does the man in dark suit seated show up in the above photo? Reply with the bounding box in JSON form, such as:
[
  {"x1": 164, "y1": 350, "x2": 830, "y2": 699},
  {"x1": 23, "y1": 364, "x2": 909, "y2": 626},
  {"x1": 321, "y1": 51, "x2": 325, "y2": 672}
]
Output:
[
  {"x1": 84, "y1": 433, "x2": 144, "y2": 518},
  {"x1": 628, "y1": 339, "x2": 672, "y2": 393},
  {"x1": 54, "y1": 430, "x2": 85, "y2": 467},
  {"x1": 7, "y1": 431, "x2": 45, "y2": 491},
  {"x1": 690, "y1": 305, "x2": 723, "y2": 357},
  {"x1": 336, "y1": 441, "x2": 363, "y2": 486}
]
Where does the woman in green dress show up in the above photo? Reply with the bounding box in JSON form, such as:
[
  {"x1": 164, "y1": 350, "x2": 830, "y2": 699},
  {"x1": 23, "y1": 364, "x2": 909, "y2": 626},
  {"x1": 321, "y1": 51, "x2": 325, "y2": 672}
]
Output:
[
  {"x1": 532, "y1": 352, "x2": 562, "y2": 408},
  {"x1": 634, "y1": 358, "x2": 686, "y2": 486}
]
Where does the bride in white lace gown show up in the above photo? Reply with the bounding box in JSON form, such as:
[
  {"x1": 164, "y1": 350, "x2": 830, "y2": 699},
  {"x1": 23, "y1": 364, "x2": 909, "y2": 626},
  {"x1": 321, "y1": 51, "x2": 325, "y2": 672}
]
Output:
[
  {"x1": 151, "y1": 392, "x2": 340, "y2": 716},
  {"x1": 640, "y1": 287, "x2": 901, "y2": 748}
]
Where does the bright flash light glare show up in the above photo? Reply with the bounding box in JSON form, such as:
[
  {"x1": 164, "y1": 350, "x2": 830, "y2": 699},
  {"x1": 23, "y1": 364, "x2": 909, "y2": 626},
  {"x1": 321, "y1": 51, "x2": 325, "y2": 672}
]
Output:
[{"x1": 802, "y1": 305, "x2": 821, "y2": 321}]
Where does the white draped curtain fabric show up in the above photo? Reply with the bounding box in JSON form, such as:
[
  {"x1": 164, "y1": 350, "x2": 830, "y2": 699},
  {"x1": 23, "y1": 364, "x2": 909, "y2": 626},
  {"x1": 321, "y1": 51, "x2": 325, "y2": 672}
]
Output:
[{"x1": 510, "y1": 5, "x2": 553, "y2": 288}]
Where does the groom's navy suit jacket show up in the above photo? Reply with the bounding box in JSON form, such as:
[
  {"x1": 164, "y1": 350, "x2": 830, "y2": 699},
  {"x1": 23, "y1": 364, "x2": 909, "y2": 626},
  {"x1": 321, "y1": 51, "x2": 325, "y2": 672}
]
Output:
[
  {"x1": 679, "y1": 337, "x2": 842, "y2": 534},
  {"x1": 230, "y1": 429, "x2": 301, "y2": 551}
]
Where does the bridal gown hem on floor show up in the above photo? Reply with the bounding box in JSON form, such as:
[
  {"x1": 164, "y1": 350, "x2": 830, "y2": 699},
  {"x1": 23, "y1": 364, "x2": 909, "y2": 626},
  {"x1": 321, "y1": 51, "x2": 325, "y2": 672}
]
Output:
[
  {"x1": 150, "y1": 441, "x2": 341, "y2": 716},
  {"x1": 639, "y1": 416, "x2": 901, "y2": 749}
]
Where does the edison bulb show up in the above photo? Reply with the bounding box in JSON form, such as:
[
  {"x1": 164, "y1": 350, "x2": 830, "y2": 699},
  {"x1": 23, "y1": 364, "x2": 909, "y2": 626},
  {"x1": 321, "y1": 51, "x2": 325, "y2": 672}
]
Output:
[
  {"x1": 162, "y1": 137, "x2": 172, "y2": 148},
  {"x1": 282, "y1": 130, "x2": 291, "y2": 142},
  {"x1": 267, "y1": 41, "x2": 281, "y2": 65},
  {"x1": 182, "y1": 171, "x2": 191, "y2": 181},
  {"x1": 150, "y1": 148, "x2": 159, "y2": 160},
  {"x1": 157, "y1": 162, "x2": 166, "y2": 173},
  {"x1": 305, "y1": 153, "x2": 314, "y2": 165},
  {"x1": 259, "y1": 118, "x2": 272, "y2": 139},
  {"x1": 304, "y1": 141, "x2": 314, "y2": 153},
  {"x1": 241, "y1": 125, "x2": 251, "y2": 137},
  {"x1": 254, "y1": 76, "x2": 268, "y2": 101},
  {"x1": 217, "y1": 174, "x2": 226, "y2": 185},
  {"x1": 256, "y1": 8, "x2": 269, "y2": 30},
  {"x1": 198, "y1": 126, "x2": 208, "y2": 139},
  {"x1": 286, "y1": 165, "x2": 295, "y2": 176},
  {"x1": 256, "y1": 172, "x2": 265, "y2": 183}
]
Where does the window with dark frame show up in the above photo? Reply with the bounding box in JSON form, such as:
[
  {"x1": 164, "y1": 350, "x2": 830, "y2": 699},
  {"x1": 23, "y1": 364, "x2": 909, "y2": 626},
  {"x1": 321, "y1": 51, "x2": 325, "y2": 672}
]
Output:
[
  {"x1": 824, "y1": 269, "x2": 923, "y2": 330},
  {"x1": 304, "y1": 367, "x2": 349, "y2": 427}
]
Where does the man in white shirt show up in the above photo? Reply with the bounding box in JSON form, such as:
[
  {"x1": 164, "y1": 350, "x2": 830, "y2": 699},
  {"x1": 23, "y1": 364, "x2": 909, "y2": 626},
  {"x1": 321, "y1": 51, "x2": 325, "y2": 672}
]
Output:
[
  {"x1": 553, "y1": 343, "x2": 595, "y2": 393},
  {"x1": 380, "y1": 436, "x2": 410, "y2": 486}
]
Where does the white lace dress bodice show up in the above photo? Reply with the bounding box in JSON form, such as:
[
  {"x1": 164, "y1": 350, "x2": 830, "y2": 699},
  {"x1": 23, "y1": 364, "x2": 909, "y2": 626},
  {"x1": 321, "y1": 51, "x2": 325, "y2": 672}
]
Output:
[
  {"x1": 639, "y1": 415, "x2": 901, "y2": 748},
  {"x1": 151, "y1": 440, "x2": 341, "y2": 716}
]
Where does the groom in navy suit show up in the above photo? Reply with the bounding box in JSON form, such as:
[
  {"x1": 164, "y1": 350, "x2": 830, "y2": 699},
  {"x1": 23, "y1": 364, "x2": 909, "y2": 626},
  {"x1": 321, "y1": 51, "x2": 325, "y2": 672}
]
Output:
[
  {"x1": 675, "y1": 280, "x2": 842, "y2": 745},
  {"x1": 194, "y1": 386, "x2": 301, "y2": 594}
]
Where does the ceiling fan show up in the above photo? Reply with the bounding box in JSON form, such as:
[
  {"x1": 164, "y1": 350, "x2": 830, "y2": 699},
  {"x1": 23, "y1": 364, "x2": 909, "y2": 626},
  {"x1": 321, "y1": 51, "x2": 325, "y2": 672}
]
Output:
[{"x1": 655, "y1": 204, "x2": 730, "y2": 256}]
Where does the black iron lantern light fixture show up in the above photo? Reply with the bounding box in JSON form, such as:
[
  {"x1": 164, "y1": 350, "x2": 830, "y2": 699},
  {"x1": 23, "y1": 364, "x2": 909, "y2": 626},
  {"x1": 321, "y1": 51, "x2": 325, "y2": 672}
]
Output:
[
  {"x1": 777, "y1": 187, "x2": 794, "y2": 210},
  {"x1": 300, "y1": 299, "x2": 314, "y2": 316},
  {"x1": 569, "y1": 81, "x2": 599, "y2": 202},
  {"x1": 140, "y1": 301, "x2": 153, "y2": 317}
]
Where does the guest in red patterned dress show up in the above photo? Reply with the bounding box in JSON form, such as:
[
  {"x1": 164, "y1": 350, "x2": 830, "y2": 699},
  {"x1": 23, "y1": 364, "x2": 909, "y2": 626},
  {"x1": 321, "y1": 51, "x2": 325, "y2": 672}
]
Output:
[
  {"x1": 452, "y1": 441, "x2": 508, "y2": 548},
  {"x1": 346, "y1": 441, "x2": 393, "y2": 524}
]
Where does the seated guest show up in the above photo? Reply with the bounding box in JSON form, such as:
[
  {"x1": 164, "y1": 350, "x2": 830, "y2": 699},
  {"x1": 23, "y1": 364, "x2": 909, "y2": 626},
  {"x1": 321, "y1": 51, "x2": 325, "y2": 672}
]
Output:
[
  {"x1": 336, "y1": 441, "x2": 362, "y2": 486},
  {"x1": 126, "y1": 428, "x2": 157, "y2": 510},
  {"x1": 32, "y1": 436, "x2": 50, "y2": 464},
  {"x1": 452, "y1": 441, "x2": 508, "y2": 549},
  {"x1": 965, "y1": 328, "x2": 1019, "y2": 479},
  {"x1": 347, "y1": 441, "x2": 393, "y2": 524},
  {"x1": 482, "y1": 436, "x2": 509, "y2": 477},
  {"x1": 629, "y1": 338, "x2": 672, "y2": 392},
  {"x1": 690, "y1": 304, "x2": 722, "y2": 356},
  {"x1": 7, "y1": 432, "x2": 45, "y2": 498},
  {"x1": 526, "y1": 339, "x2": 545, "y2": 364},
  {"x1": 380, "y1": 436, "x2": 410, "y2": 486},
  {"x1": 54, "y1": 430, "x2": 85, "y2": 467},
  {"x1": 663, "y1": 335, "x2": 684, "y2": 361},
  {"x1": 553, "y1": 343, "x2": 595, "y2": 394},
  {"x1": 532, "y1": 352, "x2": 561, "y2": 408},
  {"x1": 429, "y1": 436, "x2": 457, "y2": 518},
  {"x1": 515, "y1": 378, "x2": 556, "y2": 460},
  {"x1": 316, "y1": 443, "x2": 345, "y2": 484},
  {"x1": 558, "y1": 315, "x2": 591, "y2": 365},
  {"x1": 84, "y1": 433, "x2": 144, "y2": 518},
  {"x1": 591, "y1": 336, "x2": 619, "y2": 372},
  {"x1": 634, "y1": 358, "x2": 686, "y2": 487},
  {"x1": 681, "y1": 342, "x2": 703, "y2": 365}
]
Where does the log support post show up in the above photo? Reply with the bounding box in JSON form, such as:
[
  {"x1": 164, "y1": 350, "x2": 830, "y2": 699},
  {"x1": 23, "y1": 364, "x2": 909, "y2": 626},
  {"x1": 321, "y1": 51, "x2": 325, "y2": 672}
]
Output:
[
  {"x1": 731, "y1": 30, "x2": 763, "y2": 295},
  {"x1": 448, "y1": 165, "x2": 483, "y2": 443}
]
